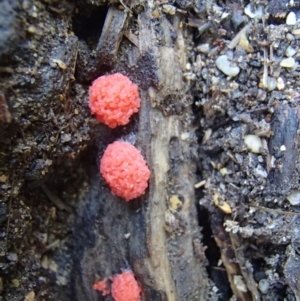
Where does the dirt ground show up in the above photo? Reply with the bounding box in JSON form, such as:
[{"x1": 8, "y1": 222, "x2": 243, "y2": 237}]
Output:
[{"x1": 1, "y1": 0, "x2": 300, "y2": 300}]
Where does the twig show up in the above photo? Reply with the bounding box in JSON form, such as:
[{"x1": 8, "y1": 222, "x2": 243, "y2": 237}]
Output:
[
  {"x1": 119, "y1": 0, "x2": 132, "y2": 13},
  {"x1": 41, "y1": 184, "x2": 72, "y2": 212},
  {"x1": 228, "y1": 22, "x2": 252, "y2": 49},
  {"x1": 262, "y1": 47, "x2": 268, "y2": 87},
  {"x1": 250, "y1": 204, "x2": 300, "y2": 216}
]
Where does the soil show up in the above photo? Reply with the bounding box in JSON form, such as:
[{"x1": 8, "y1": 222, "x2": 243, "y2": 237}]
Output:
[{"x1": 1, "y1": 0, "x2": 300, "y2": 301}]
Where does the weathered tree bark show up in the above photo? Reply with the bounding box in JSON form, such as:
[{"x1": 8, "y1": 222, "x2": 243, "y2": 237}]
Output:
[
  {"x1": 266, "y1": 104, "x2": 300, "y2": 198},
  {"x1": 72, "y1": 4, "x2": 210, "y2": 301}
]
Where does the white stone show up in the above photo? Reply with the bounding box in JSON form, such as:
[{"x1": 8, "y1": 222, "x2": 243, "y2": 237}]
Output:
[
  {"x1": 162, "y1": 4, "x2": 176, "y2": 15},
  {"x1": 292, "y1": 29, "x2": 300, "y2": 35},
  {"x1": 181, "y1": 132, "x2": 190, "y2": 140},
  {"x1": 197, "y1": 43, "x2": 210, "y2": 54},
  {"x1": 244, "y1": 3, "x2": 264, "y2": 19},
  {"x1": 286, "y1": 46, "x2": 297, "y2": 57},
  {"x1": 280, "y1": 145, "x2": 286, "y2": 151},
  {"x1": 280, "y1": 57, "x2": 296, "y2": 68},
  {"x1": 216, "y1": 55, "x2": 240, "y2": 77},
  {"x1": 220, "y1": 167, "x2": 228, "y2": 176},
  {"x1": 287, "y1": 191, "x2": 300, "y2": 205},
  {"x1": 244, "y1": 135, "x2": 262, "y2": 154},
  {"x1": 286, "y1": 12, "x2": 297, "y2": 25},
  {"x1": 212, "y1": 76, "x2": 220, "y2": 85},
  {"x1": 258, "y1": 279, "x2": 270, "y2": 294},
  {"x1": 277, "y1": 77, "x2": 285, "y2": 90}
]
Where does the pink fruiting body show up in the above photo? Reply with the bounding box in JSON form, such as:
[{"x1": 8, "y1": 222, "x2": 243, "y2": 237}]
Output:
[
  {"x1": 89, "y1": 73, "x2": 141, "y2": 128},
  {"x1": 93, "y1": 279, "x2": 110, "y2": 296},
  {"x1": 100, "y1": 141, "x2": 151, "y2": 201},
  {"x1": 111, "y1": 271, "x2": 141, "y2": 301}
]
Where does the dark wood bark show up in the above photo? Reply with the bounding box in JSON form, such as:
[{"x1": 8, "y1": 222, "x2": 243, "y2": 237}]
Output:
[
  {"x1": 266, "y1": 104, "x2": 300, "y2": 198},
  {"x1": 72, "y1": 5, "x2": 210, "y2": 301}
]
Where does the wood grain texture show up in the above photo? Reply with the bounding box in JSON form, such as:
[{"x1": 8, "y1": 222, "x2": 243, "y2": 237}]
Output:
[{"x1": 72, "y1": 3, "x2": 209, "y2": 301}]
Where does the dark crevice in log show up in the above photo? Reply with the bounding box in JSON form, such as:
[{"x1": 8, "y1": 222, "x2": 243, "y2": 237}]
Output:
[
  {"x1": 197, "y1": 206, "x2": 232, "y2": 301},
  {"x1": 73, "y1": 6, "x2": 108, "y2": 49}
]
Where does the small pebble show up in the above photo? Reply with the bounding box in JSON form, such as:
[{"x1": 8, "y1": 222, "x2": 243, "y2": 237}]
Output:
[
  {"x1": 162, "y1": 4, "x2": 176, "y2": 15},
  {"x1": 280, "y1": 57, "x2": 296, "y2": 68},
  {"x1": 212, "y1": 76, "x2": 220, "y2": 85},
  {"x1": 255, "y1": 165, "x2": 268, "y2": 178},
  {"x1": 231, "y1": 11, "x2": 244, "y2": 29},
  {"x1": 292, "y1": 29, "x2": 300, "y2": 35},
  {"x1": 286, "y1": 46, "x2": 297, "y2": 57},
  {"x1": 266, "y1": 76, "x2": 277, "y2": 91},
  {"x1": 216, "y1": 55, "x2": 240, "y2": 77},
  {"x1": 183, "y1": 72, "x2": 196, "y2": 80},
  {"x1": 38, "y1": 277, "x2": 47, "y2": 284},
  {"x1": 7, "y1": 253, "x2": 18, "y2": 262},
  {"x1": 286, "y1": 33, "x2": 295, "y2": 41},
  {"x1": 244, "y1": 135, "x2": 262, "y2": 154},
  {"x1": 0, "y1": 174, "x2": 7, "y2": 183},
  {"x1": 197, "y1": 43, "x2": 210, "y2": 54},
  {"x1": 25, "y1": 291, "x2": 35, "y2": 301},
  {"x1": 49, "y1": 260, "x2": 58, "y2": 272},
  {"x1": 257, "y1": 89, "x2": 267, "y2": 101},
  {"x1": 280, "y1": 145, "x2": 286, "y2": 151},
  {"x1": 61, "y1": 133, "x2": 72, "y2": 143},
  {"x1": 258, "y1": 279, "x2": 269, "y2": 294},
  {"x1": 287, "y1": 191, "x2": 300, "y2": 205},
  {"x1": 27, "y1": 25, "x2": 36, "y2": 34},
  {"x1": 244, "y1": 3, "x2": 264, "y2": 19},
  {"x1": 181, "y1": 132, "x2": 190, "y2": 140},
  {"x1": 249, "y1": 60, "x2": 262, "y2": 68},
  {"x1": 286, "y1": 12, "x2": 297, "y2": 25},
  {"x1": 11, "y1": 279, "x2": 20, "y2": 288},
  {"x1": 277, "y1": 77, "x2": 285, "y2": 90},
  {"x1": 41, "y1": 255, "x2": 49, "y2": 269},
  {"x1": 11, "y1": 279, "x2": 20, "y2": 287},
  {"x1": 220, "y1": 167, "x2": 228, "y2": 176}
]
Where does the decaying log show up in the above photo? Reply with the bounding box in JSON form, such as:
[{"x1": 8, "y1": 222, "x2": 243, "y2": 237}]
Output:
[
  {"x1": 265, "y1": 104, "x2": 300, "y2": 198},
  {"x1": 72, "y1": 4, "x2": 210, "y2": 301}
]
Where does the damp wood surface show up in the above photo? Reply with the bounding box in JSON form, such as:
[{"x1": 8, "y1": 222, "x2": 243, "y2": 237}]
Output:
[{"x1": 73, "y1": 5, "x2": 209, "y2": 301}]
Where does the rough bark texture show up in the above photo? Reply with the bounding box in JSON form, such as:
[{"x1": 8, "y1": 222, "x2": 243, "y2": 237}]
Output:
[
  {"x1": 266, "y1": 104, "x2": 300, "y2": 198},
  {"x1": 72, "y1": 5, "x2": 210, "y2": 301}
]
